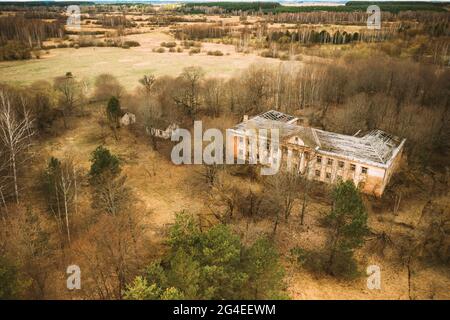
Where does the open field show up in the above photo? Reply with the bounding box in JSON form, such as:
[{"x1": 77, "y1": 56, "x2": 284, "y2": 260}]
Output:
[{"x1": 0, "y1": 31, "x2": 293, "y2": 90}]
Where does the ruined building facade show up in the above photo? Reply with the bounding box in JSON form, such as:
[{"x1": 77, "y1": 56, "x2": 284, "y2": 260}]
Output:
[{"x1": 228, "y1": 110, "x2": 406, "y2": 197}]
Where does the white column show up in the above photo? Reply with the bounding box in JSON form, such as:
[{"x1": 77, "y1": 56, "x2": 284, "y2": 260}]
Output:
[
  {"x1": 286, "y1": 148, "x2": 292, "y2": 171},
  {"x1": 299, "y1": 152, "x2": 306, "y2": 174}
]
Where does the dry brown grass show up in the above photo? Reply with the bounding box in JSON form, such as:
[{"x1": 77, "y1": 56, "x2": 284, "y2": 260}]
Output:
[{"x1": 0, "y1": 30, "x2": 290, "y2": 90}]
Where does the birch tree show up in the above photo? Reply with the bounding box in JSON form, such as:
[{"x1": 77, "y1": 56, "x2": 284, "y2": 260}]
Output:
[
  {"x1": 0, "y1": 151, "x2": 8, "y2": 217},
  {"x1": 0, "y1": 91, "x2": 34, "y2": 204},
  {"x1": 43, "y1": 157, "x2": 79, "y2": 245}
]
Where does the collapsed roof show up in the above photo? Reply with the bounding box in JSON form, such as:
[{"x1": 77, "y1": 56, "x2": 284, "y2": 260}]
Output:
[{"x1": 232, "y1": 110, "x2": 406, "y2": 168}]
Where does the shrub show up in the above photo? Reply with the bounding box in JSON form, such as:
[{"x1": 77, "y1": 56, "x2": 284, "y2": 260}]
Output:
[
  {"x1": 104, "y1": 39, "x2": 120, "y2": 47},
  {"x1": 153, "y1": 47, "x2": 165, "y2": 53},
  {"x1": 260, "y1": 50, "x2": 278, "y2": 58},
  {"x1": 207, "y1": 50, "x2": 224, "y2": 56},
  {"x1": 189, "y1": 47, "x2": 201, "y2": 55},
  {"x1": 279, "y1": 53, "x2": 290, "y2": 60},
  {"x1": 0, "y1": 41, "x2": 32, "y2": 61},
  {"x1": 123, "y1": 40, "x2": 140, "y2": 47},
  {"x1": 93, "y1": 73, "x2": 124, "y2": 101},
  {"x1": 291, "y1": 247, "x2": 359, "y2": 280},
  {"x1": 42, "y1": 44, "x2": 56, "y2": 50},
  {"x1": 160, "y1": 41, "x2": 176, "y2": 48},
  {"x1": 32, "y1": 49, "x2": 42, "y2": 59},
  {"x1": 182, "y1": 40, "x2": 202, "y2": 49}
]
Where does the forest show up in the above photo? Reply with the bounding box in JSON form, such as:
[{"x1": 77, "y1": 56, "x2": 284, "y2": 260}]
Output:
[
  {"x1": 0, "y1": 2, "x2": 449, "y2": 300},
  {"x1": 182, "y1": 1, "x2": 448, "y2": 13},
  {"x1": 1, "y1": 55, "x2": 448, "y2": 298}
]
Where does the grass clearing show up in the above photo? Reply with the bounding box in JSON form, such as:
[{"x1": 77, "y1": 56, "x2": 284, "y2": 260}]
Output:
[{"x1": 0, "y1": 31, "x2": 291, "y2": 90}]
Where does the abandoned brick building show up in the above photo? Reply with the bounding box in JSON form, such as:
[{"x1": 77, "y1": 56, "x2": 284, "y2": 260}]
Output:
[{"x1": 229, "y1": 110, "x2": 406, "y2": 196}]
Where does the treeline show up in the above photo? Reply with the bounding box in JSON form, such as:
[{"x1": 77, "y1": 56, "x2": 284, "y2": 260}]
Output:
[
  {"x1": 345, "y1": 1, "x2": 448, "y2": 13},
  {"x1": 268, "y1": 11, "x2": 450, "y2": 29},
  {"x1": 0, "y1": 3, "x2": 153, "y2": 15},
  {"x1": 0, "y1": 2, "x2": 94, "y2": 9},
  {"x1": 0, "y1": 15, "x2": 64, "y2": 46},
  {"x1": 274, "y1": 2, "x2": 448, "y2": 14},
  {"x1": 174, "y1": 24, "x2": 232, "y2": 40},
  {"x1": 22, "y1": 11, "x2": 64, "y2": 20},
  {"x1": 269, "y1": 11, "x2": 380, "y2": 25},
  {"x1": 0, "y1": 41, "x2": 33, "y2": 61},
  {"x1": 183, "y1": 2, "x2": 280, "y2": 13},
  {"x1": 268, "y1": 28, "x2": 394, "y2": 45},
  {"x1": 182, "y1": 1, "x2": 448, "y2": 14},
  {"x1": 95, "y1": 14, "x2": 137, "y2": 28},
  {"x1": 268, "y1": 10, "x2": 449, "y2": 24}
]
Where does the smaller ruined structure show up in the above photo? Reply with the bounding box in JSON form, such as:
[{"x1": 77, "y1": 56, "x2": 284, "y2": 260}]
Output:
[
  {"x1": 147, "y1": 123, "x2": 179, "y2": 140},
  {"x1": 228, "y1": 110, "x2": 406, "y2": 196},
  {"x1": 120, "y1": 112, "x2": 136, "y2": 127}
]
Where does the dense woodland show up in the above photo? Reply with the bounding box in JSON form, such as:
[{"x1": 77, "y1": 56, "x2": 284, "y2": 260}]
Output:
[
  {"x1": 0, "y1": 2, "x2": 449, "y2": 300},
  {"x1": 0, "y1": 54, "x2": 449, "y2": 298},
  {"x1": 182, "y1": 1, "x2": 448, "y2": 14}
]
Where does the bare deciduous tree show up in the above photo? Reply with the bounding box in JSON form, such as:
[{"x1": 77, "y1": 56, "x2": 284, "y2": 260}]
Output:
[
  {"x1": 43, "y1": 157, "x2": 79, "y2": 245},
  {"x1": 53, "y1": 74, "x2": 81, "y2": 128},
  {"x1": 92, "y1": 175, "x2": 131, "y2": 216},
  {"x1": 208, "y1": 172, "x2": 240, "y2": 223},
  {"x1": 139, "y1": 74, "x2": 156, "y2": 97},
  {"x1": 0, "y1": 91, "x2": 34, "y2": 204},
  {"x1": 74, "y1": 210, "x2": 146, "y2": 299},
  {"x1": 173, "y1": 66, "x2": 204, "y2": 117}
]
